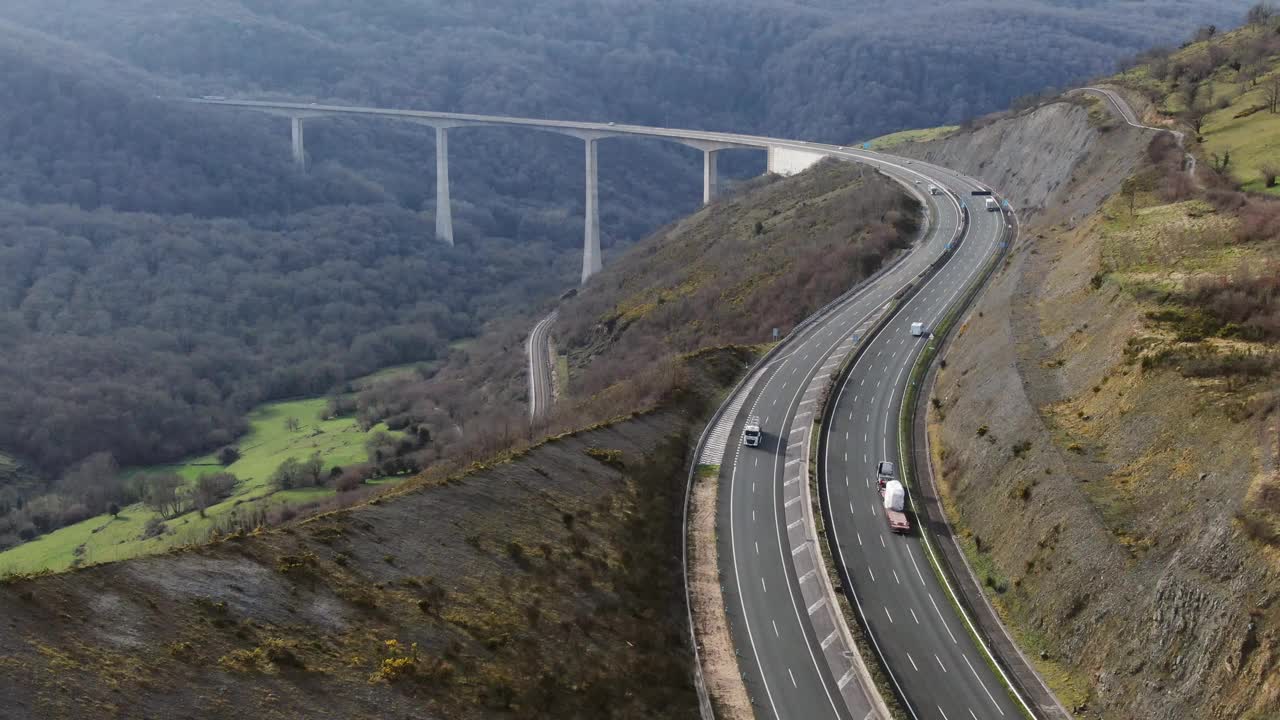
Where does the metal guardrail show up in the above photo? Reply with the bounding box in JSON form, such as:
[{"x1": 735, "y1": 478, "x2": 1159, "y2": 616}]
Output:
[{"x1": 680, "y1": 170, "x2": 950, "y2": 718}]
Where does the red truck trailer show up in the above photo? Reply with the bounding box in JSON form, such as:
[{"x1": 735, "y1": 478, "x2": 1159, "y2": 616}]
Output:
[{"x1": 880, "y1": 479, "x2": 911, "y2": 534}]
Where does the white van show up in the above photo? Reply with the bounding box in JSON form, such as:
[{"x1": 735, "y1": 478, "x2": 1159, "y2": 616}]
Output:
[{"x1": 911, "y1": 322, "x2": 925, "y2": 337}]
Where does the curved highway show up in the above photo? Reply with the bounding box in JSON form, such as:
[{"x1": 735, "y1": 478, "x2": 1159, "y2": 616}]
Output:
[
  {"x1": 819, "y1": 166, "x2": 1027, "y2": 720},
  {"x1": 195, "y1": 95, "x2": 1040, "y2": 719},
  {"x1": 706, "y1": 146, "x2": 1031, "y2": 718}
]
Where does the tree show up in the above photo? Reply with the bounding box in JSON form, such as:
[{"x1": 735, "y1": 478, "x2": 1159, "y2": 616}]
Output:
[
  {"x1": 140, "y1": 473, "x2": 187, "y2": 519},
  {"x1": 269, "y1": 457, "x2": 305, "y2": 490},
  {"x1": 1120, "y1": 178, "x2": 1139, "y2": 216},
  {"x1": 285, "y1": 417, "x2": 301, "y2": 432},
  {"x1": 217, "y1": 446, "x2": 241, "y2": 466},
  {"x1": 1261, "y1": 164, "x2": 1280, "y2": 188},
  {"x1": 193, "y1": 472, "x2": 237, "y2": 517},
  {"x1": 108, "y1": 503, "x2": 120, "y2": 518},
  {"x1": 302, "y1": 454, "x2": 325, "y2": 487},
  {"x1": 1181, "y1": 102, "x2": 1211, "y2": 136},
  {"x1": 1267, "y1": 76, "x2": 1280, "y2": 114},
  {"x1": 1247, "y1": 3, "x2": 1276, "y2": 26}
]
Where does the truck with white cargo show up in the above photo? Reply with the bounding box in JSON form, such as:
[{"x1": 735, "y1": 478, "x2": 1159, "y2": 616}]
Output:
[
  {"x1": 985, "y1": 197, "x2": 1000, "y2": 212},
  {"x1": 876, "y1": 461, "x2": 911, "y2": 533},
  {"x1": 742, "y1": 416, "x2": 762, "y2": 447}
]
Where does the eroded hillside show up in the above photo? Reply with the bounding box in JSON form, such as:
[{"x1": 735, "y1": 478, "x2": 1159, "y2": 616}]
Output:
[
  {"x1": 0, "y1": 360, "x2": 750, "y2": 718},
  {"x1": 905, "y1": 34, "x2": 1280, "y2": 719}
]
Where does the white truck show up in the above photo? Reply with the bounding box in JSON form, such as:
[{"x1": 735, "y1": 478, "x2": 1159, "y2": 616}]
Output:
[
  {"x1": 882, "y1": 480, "x2": 911, "y2": 534},
  {"x1": 910, "y1": 322, "x2": 925, "y2": 337},
  {"x1": 742, "y1": 416, "x2": 762, "y2": 447},
  {"x1": 985, "y1": 197, "x2": 1000, "y2": 212},
  {"x1": 876, "y1": 461, "x2": 911, "y2": 534}
]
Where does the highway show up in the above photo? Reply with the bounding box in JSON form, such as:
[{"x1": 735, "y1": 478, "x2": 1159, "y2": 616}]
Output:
[
  {"x1": 527, "y1": 310, "x2": 558, "y2": 420},
  {"x1": 196, "y1": 94, "x2": 1041, "y2": 718},
  {"x1": 705, "y1": 142, "x2": 1035, "y2": 718},
  {"x1": 819, "y1": 176, "x2": 1027, "y2": 720}
]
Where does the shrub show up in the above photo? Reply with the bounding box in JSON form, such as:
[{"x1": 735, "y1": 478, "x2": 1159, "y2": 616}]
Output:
[
  {"x1": 217, "y1": 446, "x2": 241, "y2": 466},
  {"x1": 976, "y1": 425, "x2": 989, "y2": 437}
]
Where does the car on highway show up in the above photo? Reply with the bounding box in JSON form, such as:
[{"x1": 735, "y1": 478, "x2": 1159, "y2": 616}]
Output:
[{"x1": 911, "y1": 322, "x2": 925, "y2": 337}]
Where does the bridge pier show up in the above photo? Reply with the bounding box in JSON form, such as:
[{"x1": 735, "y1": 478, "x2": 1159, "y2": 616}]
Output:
[
  {"x1": 291, "y1": 117, "x2": 306, "y2": 170},
  {"x1": 703, "y1": 149, "x2": 719, "y2": 205},
  {"x1": 582, "y1": 137, "x2": 602, "y2": 284},
  {"x1": 435, "y1": 126, "x2": 454, "y2": 246}
]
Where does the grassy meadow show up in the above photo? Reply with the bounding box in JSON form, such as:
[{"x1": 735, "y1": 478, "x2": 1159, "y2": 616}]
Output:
[{"x1": 0, "y1": 397, "x2": 402, "y2": 575}]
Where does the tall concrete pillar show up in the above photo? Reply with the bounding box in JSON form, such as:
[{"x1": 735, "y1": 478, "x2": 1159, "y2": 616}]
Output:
[
  {"x1": 581, "y1": 138, "x2": 602, "y2": 284},
  {"x1": 703, "y1": 148, "x2": 720, "y2": 205},
  {"x1": 291, "y1": 117, "x2": 306, "y2": 170},
  {"x1": 435, "y1": 126, "x2": 454, "y2": 246}
]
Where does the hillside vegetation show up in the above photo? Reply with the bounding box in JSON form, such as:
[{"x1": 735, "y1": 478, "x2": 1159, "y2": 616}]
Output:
[
  {"x1": 356, "y1": 160, "x2": 922, "y2": 472},
  {"x1": 909, "y1": 12, "x2": 1280, "y2": 719},
  {"x1": 0, "y1": 394, "x2": 735, "y2": 719},
  {"x1": 0, "y1": 0, "x2": 1256, "y2": 560},
  {"x1": 1114, "y1": 8, "x2": 1280, "y2": 193}
]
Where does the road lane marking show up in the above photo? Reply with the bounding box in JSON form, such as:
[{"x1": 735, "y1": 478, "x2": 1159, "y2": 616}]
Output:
[
  {"x1": 936, "y1": 655, "x2": 948, "y2": 673},
  {"x1": 791, "y1": 543, "x2": 807, "y2": 556},
  {"x1": 969, "y1": 710, "x2": 979, "y2": 720},
  {"x1": 857, "y1": 532, "x2": 863, "y2": 546},
  {"x1": 821, "y1": 630, "x2": 839, "y2": 649},
  {"x1": 911, "y1": 608, "x2": 920, "y2": 624},
  {"x1": 884, "y1": 606, "x2": 894, "y2": 623},
  {"x1": 930, "y1": 594, "x2": 960, "y2": 644},
  {"x1": 939, "y1": 707, "x2": 952, "y2": 720},
  {"x1": 963, "y1": 654, "x2": 1006, "y2": 716},
  {"x1": 807, "y1": 597, "x2": 826, "y2": 615},
  {"x1": 908, "y1": 653, "x2": 919, "y2": 671},
  {"x1": 880, "y1": 535, "x2": 886, "y2": 548},
  {"x1": 909, "y1": 546, "x2": 928, "y2": 585},
  {"x1": 788, "y1": 668, "x2": 797, "y2": 688},
  {"x1": 893, "y1": 569, "x2": 901, "y2": 584},
  {"x1": 772, "y1": 620, "x2": 780, "y2": 637},
  {"x1": 761, "y1": 577, "x2": 767, "y2": 593},
  {"x1": 787, "y1": 518, "x2": 803, "y2": 530},
  {"x1": 868, "y1": 566, "x2": 876, "y2": 582}
]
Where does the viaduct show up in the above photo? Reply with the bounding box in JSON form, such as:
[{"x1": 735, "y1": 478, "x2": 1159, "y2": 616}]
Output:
[{"x1": 191, "y1": 98, "x2": 828, "y2": 284}]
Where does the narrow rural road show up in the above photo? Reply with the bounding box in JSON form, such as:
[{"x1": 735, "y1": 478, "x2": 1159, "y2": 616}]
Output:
[{"x1": 527, "y1": 310, "x2": 558, "y2": 420}]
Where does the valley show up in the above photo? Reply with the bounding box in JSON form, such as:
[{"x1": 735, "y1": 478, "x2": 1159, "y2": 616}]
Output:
[{"x1": 2, "y1": 2, "x2": 1279, "y2": 719}]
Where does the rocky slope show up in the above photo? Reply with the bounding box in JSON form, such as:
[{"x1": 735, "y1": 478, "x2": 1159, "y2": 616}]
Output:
[
  {"x1": 0, "y1": 361, "x2": 756, "y2": 719},
  {"x1": 907, "y1": 97, "x2": 1280, "y2": 717}
]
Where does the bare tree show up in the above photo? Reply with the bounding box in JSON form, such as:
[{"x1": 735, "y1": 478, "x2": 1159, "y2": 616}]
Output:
[
  {"x1": 1247, "y1": 2, "x2": 1276, "y2": 26},
  {"x1": 1267, "y1": 76, "x2": 1280, "y2": 114},
  {"x1": 1182, "y1": 102, "x2": 1211, "y2": 136},
  {"x1": 141, "y1": 473, "x2": 187, "y2": 519},
  {"x1": 1261, "y1": 164, "x2": 1280, "y2": 188},
  {"x1": 285, "y1": 416, "x2": 301, "y2": 432}
]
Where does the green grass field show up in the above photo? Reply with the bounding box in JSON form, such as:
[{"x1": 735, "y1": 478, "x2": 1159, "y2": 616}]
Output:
[
  {"x1": 0, "y1": 397, "x2": 402, "y2": 575},
  {"x1": 1113, "y1": 25, "x2": 1280, "y2": 195},
  {"x1": 863, "y1": 125, "x2": 958, "y2": 151}
]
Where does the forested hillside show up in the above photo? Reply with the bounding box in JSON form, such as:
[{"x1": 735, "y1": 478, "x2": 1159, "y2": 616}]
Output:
[{"x1": 0, "y1": 0, "x2": 1258, "y2": 552}]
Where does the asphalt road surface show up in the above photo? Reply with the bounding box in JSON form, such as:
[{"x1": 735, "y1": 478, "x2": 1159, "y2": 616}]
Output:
[
  {"x1": 713, "y1": 144, "x2": 1030, "y2": 719},
  {"x1": 527, "y1": 310, "x2": 558, "y2": 420}
]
